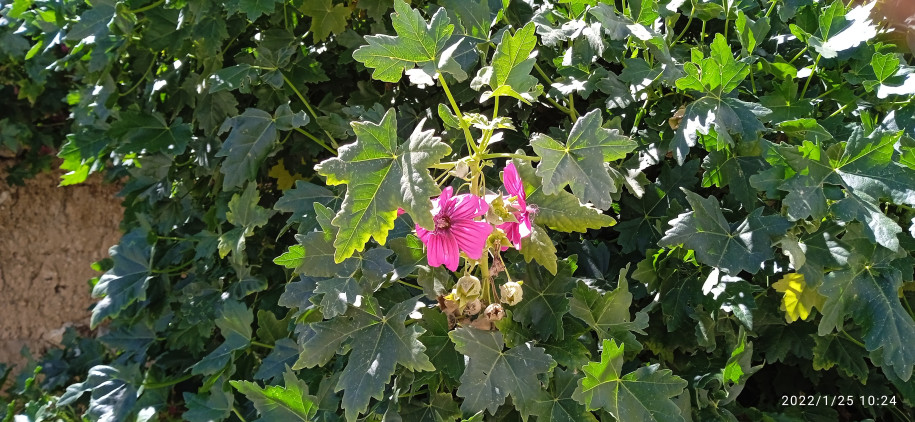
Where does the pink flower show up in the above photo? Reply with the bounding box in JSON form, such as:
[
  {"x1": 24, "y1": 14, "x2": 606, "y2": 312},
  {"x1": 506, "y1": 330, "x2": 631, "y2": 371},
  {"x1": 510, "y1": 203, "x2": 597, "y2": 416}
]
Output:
[
  {"x1": 497, "y1": 162, "x2": 533, "y2": 250},
  {"x1": 416, "y1": 187, "x2": 493, "y2": 271}
]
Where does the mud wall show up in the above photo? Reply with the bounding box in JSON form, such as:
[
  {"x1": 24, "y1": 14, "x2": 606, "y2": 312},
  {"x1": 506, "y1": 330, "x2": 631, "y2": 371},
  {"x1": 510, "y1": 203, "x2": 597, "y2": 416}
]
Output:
[{"x1": 0, "y1": 163, "x2": 122, "y2": 369}]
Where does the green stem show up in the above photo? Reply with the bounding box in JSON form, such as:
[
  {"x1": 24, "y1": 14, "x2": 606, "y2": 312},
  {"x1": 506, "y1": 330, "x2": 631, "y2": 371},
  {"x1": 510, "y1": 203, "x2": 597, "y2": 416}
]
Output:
[
  {"x1": 700, "y1": 20, "x2": 707, "y2": 45},
  {"x1": 672, "y1": 5, "x2": 696, "y2": 44},
  {"x1": 829, "y1": 102, "x2": 853, "y2": 118},
  {"x1": 121, "y1": 58, "x2": 157, "y2": 97},
  {"x1": 281, "y1": 73, "x2": 337, "y2": 148},
  {"x1": 765, "y1": 0, "x2": 778, "y2": 17},
  {"x1": 533, "y1": 63, "x2": 575, "y2": 118},
  {"x1": 788, "y1": 46, "x2": 808, "y2": 64},
  {"x1": 438, "y1": 74, "x2": 477, "y2": 153},
  {"x1": 631, "y1": 99, "x2": 649, "y2": 135},
  {"x1": 251, "y1": 340, "x2": 274, "y2": 349},
  {"x1": 481, "y1": 153, "x2": 540, "y2": 161},
  {"x1": 142, "y1": 373, "x2": 194, "y2": 389},
  {"x1": 841, "y1": 330, "x2": 866, "y2": 348},
  {"x1": 903, "y1": 294, "x2": 914, "y2": 319},
  {"x1": 568, "y1": 95, "x2": 578, "y2": 119},
  {"x1": 233, "y1": 406, "x2": 248, "y2": 422},
  {"x1": 492, "y1": 96, "x2": 499, "y2": 121},
  {"x1": 128, "y1": 0, "x2": 165, "y2": 14},
  {"x1": 398, "y1": 280, "x2": 422, "y2": 290},
  {"x1": 294, "y1": 127, "x2": 335, "y2": 153},
  {"x1": 799, "y1": 54, "x2": 821, "y2": 99},
  {"x1": 749, "y1": 70, "x2": 757, "y2": 95}
]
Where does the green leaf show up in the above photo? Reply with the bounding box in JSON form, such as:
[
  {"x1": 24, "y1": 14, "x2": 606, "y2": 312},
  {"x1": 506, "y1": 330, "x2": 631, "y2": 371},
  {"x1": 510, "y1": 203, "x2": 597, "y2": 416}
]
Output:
[
  {"x1": 511, "y1": 257, "x2": 576, "y2": 340},
  {"x1": 671, "y1": 96, "x2": 770, "y2": 164},
  {"x1": 58, "y1": 365, "x2": 139, "y2": 422},
  {"x1": 675, "y1": 34, "x2": 749, "y2": 95},
  {"x1": 812, "y1": 334, "x2": 869, "y2": 382},
  {"x1": 91, "y1": 230, "x2": 152, "y2": 328},
  {"x1": 568, "y1": 271, "x2": 649, "y2": 352},
  {"x1": 808, "y1": 2, "x2": 877, "y2": 59},
  {"x1": 871, "y1": 53, "x2": 900, "y2": 83},
  {"x1": 515, "y1": 159, "x2": 616, "y2": 233},
  {"x1": 440, "y1": 0, "x2": 492, "y2": 39},
  {"x1": 316, "y1": 108, "x2": 451, "y2": 262},
  {"x1": 531, "y1": 109, "x2": 636, "y2": 210},
  {"x1": 193, "y1": 300, "x2": 253, "y2": 375},
  {"x1": 183, "y1": 387, "x2": 234, "y2": 422},
  {"x1": 295, "y1": 297, "x2": 434, "y2": 420},
  {"x1": 401, "y1": 392, "x2": 463, "y2": 422},
  {"x1": 519, "y1": 224, "x2": 558, "y2": 275},
  {"x1": 65, "y1": 0, "x2": 115, "y2": 41},
  {"x1": 572, "y1": 339, "x2": 687, "y2": 421},
  {"x1": 817, "y1": 229, "x2": 915, "y2": 382},
  {"x1": 701, "y1": 148, "x2": 766, "y2": 210},
  {"x1": 110, "y1": 111, "x2": 192, "y2": 155},
  {"x1": 659, "y1": 190, "x2": 791, "y2": 274},
  {"x1": 530, "y1": 368, "x2": 597, "y2": 422},
  {"x1": 255, "y1": 338, "x2": 301, "y2": 383},
  {"x1": 449, "y1": 327, "x2": 556, "y2": 417},
  {"x1": 227, "y1": 183, "x2": 271, "y2": 231},
  {"x1": 209, "y1": 64, "x2": 261, "y2": 93},
  {"x1": 224, "y1": 0, "x2": 283, "y2": 21},
  {"x1": 300, "y1": 0, "x2": 351, "y2": 42},
  {"x1": 216, "y1": 105, "x2": 309, "y2": 190},
  {"x1": 232, "y1": 368, "x2": 318, "y2": 421},
  {"x1": 274, "y1": 180, "x2": 337, "y2": 232},
  {"x1": 735, "y1": 11, "x2": 770, "y2": 55},
  {"x1": 275, "y1": 245, "x2": 305, "y2": 268},
  {"x1": 352, "y1": 0, "x2": 463, "y2": 83},
  {"x1": 474, "y1": 22, "x2": 541, "y2": 104},
  {"x1": 418, "y1": 307, "x2": 464, "y2": 383}
]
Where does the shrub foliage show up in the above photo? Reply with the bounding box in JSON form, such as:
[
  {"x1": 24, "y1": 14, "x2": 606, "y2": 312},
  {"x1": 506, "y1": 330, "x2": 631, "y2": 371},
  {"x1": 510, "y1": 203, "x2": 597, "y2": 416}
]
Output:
[{"x1": 1, "y1": 0, "x2": 915, "y2": 420}]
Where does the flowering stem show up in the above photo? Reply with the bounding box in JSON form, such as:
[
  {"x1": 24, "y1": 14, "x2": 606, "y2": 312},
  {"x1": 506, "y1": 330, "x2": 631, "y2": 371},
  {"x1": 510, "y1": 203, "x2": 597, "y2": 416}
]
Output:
[{"x1": 438, "y1": 74, "x2": 477, "y2": 154}]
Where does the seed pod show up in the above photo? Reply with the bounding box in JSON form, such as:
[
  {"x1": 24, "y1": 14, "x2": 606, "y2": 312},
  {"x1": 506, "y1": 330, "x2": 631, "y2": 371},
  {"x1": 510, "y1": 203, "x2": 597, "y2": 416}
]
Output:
[
  {"x1": 500, "y1": 281, "x2": 523, "y2": 306},
  {"x1": 485, "y1": 303, "x2": 505, "y2": 321},
  {"x1": 456, "y1": 274, "x2": 481, "y2": 298},
  {"x1": 464, "y1": 299, "x2": 482, "y2": 316}
]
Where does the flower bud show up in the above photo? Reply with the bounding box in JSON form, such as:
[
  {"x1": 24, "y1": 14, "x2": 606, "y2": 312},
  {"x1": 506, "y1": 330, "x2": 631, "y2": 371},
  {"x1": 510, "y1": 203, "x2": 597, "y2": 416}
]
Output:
[
  {"x1": 485, "y1": 303, "x2": 505, "y2": 321},
  {"x1": 500, "y1": 281, "x2": 523, "y2": 306},
  {"x1": 456, "y1": 275, "x2": 481, "y2": 298}
]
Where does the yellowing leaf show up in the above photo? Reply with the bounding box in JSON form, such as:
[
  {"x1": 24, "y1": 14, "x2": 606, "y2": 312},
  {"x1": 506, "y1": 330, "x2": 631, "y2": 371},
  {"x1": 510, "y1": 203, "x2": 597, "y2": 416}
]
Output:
[
  {"x1": 268, "y1": 159, "x2": 302, "y2": 190},
  {"x1": 773, "y1": 273, "x2": 825, "y2": 323}
]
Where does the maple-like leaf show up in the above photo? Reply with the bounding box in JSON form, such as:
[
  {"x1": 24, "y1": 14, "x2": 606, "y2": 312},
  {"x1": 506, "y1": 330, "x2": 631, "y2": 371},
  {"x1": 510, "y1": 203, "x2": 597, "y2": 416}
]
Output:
[
  {"x1": 514, "y1": 159, "x2": 616, "y2": 233},
  {"x1": 510, "y1": 257, "x2": 576, "y2": 340},
  {"x1": 530, "y1": 368, "x2": 597, "y2": 422},
  {"x1": 568, "y1": 271, "x2": 649, "y2": 352},
  {"x1": 109, "y1": 111, "x2": 192, "y2": 155},
  {"x1": 300, "y1": 0, "x2": 351, "y2": 42},
  {"x1": 659, "y1": 190, "x2": 791, "y2": 275},
  {"x1": 572, "y1": 339, "x2": 687, "y2": 421},
  {"x1": 231, "y1": 368, "x2": 318, "y2": 421},
  {"x1": 193, "y1": 300, "x2": 253, "y2": 375},
  {"x1": 352, "y1": 0, "x2": 465, "y2": 83},
  {"x1": 519, "y1": 224, "x2": 559, "y2": 275},
  {"x1": 316, "y1": 108, "x2": 451, "y2": 262},
  {"x1": 449, "y1": 327, "x2": 555, "y2": 417},
  {"x1": 772, "y1": 273, "x2": 825, "y2": 323},
  {"x1": 531, "y1": 109, "x2": 636, "y2": 210},
  {"x1": 472, "y1": 22, "x2": 542, "y2": 104},
  {"x1": 294, "y1": 297, "x2": 434, "y2": 421},
  {"x1": 91, "y1": 230, "x2": 153, "y2": 328},
  {"x1": 817, "y1": 227, "x2": 915, "y2": 382},
  {"x1": 216, "y1": 105, "x2": 309, "y2": 190}
]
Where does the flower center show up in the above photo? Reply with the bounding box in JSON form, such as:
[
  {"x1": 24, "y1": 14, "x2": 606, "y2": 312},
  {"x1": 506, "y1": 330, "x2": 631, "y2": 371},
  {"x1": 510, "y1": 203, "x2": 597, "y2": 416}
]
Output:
[{"x1": 434, "y1": 215, "x2": 451, "y2": 230}]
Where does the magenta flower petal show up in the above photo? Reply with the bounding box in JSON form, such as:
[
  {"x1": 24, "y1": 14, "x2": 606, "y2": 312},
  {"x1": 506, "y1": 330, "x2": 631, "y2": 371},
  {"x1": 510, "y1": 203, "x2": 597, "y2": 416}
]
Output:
[
  {"x1": 416, "y1": 187, "x2": 492, "y2": 271},
  {"x1": 449, "y1": 220, "x2": 493, "y2": 260},
  {"x1": 503, "y1": 162, "x2": 525, "y2": 199}
]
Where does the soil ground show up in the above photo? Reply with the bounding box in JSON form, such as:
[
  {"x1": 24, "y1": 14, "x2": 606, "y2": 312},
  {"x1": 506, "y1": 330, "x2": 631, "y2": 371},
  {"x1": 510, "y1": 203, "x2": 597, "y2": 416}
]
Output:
[{"x1": 0, "y1": 162, "x2": 122, "y2": 370}]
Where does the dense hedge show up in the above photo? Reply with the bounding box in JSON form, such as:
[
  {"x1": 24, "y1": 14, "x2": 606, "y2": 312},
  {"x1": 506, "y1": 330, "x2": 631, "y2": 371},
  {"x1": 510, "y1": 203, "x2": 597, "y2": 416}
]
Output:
[{"x1": 1, "y1": 0, "x2": 915, "y2": 420}]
